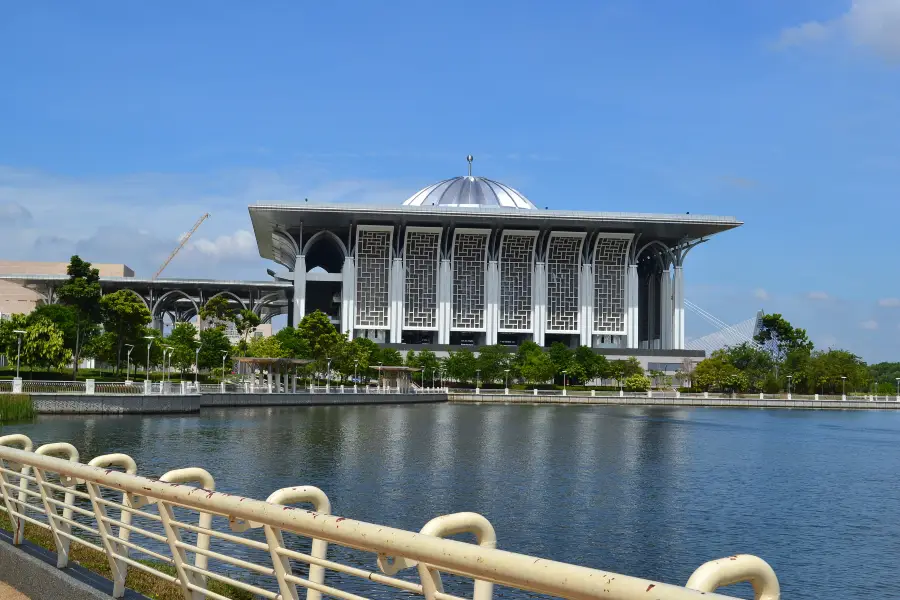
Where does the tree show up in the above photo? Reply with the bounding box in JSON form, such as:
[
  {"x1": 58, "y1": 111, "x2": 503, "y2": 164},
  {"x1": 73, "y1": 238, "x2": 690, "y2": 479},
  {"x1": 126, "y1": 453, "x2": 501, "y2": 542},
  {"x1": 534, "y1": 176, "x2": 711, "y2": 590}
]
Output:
[
  {"x1": 723, "y1": 343, "x2": 774, "y2": 391},
  {"x1": 520, "y1": 351, "x2": 556, "y2": 385},
  {"x1": 609, "y1": 357, "x2": 643, "y2": 387},
  {"x1": 512, "y1": 341, "x2": 544, "y2": 379},
  {"x1": 0, "y1": 313, "x2": 28, "y2": 364},
  {"x1": 133, "y1": 328, "x2": 164, "y2": 373},
  {"x1": 623, "y1": 374, "x2": 651, "y2": 392},
  {"x1": 85, "y1": 331, "x2": 117, "y2": 373},
  {"x1": 376, "y1": 347, "x2": 403, "y2": 366},
  {"x1": 754, "y1": 313, "x2": 813, "y2": 367},
  {"x1": 274, "y1": 326, "x2": 310, "y2": 359},
  {"x1": 166, "y1": 323, "x2": 199, "y2": 374},
  {"x1": 296, "y1": 311, "x2": 347, "y2": 373},
  {"x1": 247, "y1": 335, "x2": 287, "y2": 359},
  {"x1": 570, "y1": 346, "x2": 607, "y2": 384},
  {"x1": 22, "y1": 318, "x2": 71, "y2": 371},
  {"x1": 446, "y1": 350, "x2": 477, "y2": 384},
  {"x1": 406, "y1": 349, "x2": 440, "y2": 386},
  {"x1": 345, "y1": 337, "x2": 379, "y2": 381},
  {"x1": 548, "y1": 342, "x2": 573, "y2": 384},
  {"x1": 232, "y1": 309, "x2": 261, "y2": 355},
  {"x1": 199, "y1": 296, "x2": 235, "y2": 328},
  {"x1": 100, "y1": 290, "x2": 152, "y2": 373},
  {"x1": 476, "y1": 345, "x2": 510, "y2": 384},
  {"x1": 198, "y1": 327, "x2": 232, "y2": 371},
  {"x1": 27, "y1": 304, "x2": 82, "y2": 355},
  {"x1": 692, "y1": 351, "x2": 746, "y2": 392},
  {"x1": 56, "y1": 256, "x2": 102, "y2": 377}
]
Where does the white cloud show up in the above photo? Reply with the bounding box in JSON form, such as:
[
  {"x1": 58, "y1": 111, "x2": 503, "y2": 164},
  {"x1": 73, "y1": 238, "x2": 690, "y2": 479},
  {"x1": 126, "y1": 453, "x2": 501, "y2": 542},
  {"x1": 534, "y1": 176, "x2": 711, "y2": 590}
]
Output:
[
  {"x1": 777, "y1": 0, "x2": 900, "y2": 61},
  {"x1": 753, "y1": 288, "x2": 769, "y2": 301},
  {"x1": 807, "y1": 291, "x2": 830, "y2": 300},
  {"x1": 878, "y1": 297, "x2": 900, "y2": 307},
  {"x1": 0, "y1": 164, "x2": 413, "y2": 279},
  {"x1": 861, "y1": 319, "x2": 879, "y2": 330}
]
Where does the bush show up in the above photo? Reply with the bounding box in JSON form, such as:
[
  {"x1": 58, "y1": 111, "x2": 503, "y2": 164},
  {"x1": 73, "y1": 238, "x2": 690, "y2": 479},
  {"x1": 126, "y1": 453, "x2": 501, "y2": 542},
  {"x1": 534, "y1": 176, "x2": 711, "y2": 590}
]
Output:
[{"x1": 623, "y1": 374, "x2": 651, "y2": 392}]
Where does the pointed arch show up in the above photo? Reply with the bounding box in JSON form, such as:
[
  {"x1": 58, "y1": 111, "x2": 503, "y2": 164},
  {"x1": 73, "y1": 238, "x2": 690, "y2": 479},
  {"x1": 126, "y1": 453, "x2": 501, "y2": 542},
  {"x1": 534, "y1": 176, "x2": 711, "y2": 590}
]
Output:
[
  {"x1": 205, "y1": 291, "x2": 248, "y2": 311},
  {"x1": 302, "y1": 230, "x2": 348, "y2": 258},
  {"x1": 151, "y1": 290, "x2": 199, "y2": 321}
]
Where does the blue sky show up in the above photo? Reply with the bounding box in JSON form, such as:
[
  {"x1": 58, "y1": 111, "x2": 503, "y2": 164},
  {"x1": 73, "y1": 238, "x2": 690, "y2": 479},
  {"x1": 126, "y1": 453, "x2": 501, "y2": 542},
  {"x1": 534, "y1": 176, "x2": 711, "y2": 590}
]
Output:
[{"x1": 1, "y1": 1, "x2": 899, "y2": 360}]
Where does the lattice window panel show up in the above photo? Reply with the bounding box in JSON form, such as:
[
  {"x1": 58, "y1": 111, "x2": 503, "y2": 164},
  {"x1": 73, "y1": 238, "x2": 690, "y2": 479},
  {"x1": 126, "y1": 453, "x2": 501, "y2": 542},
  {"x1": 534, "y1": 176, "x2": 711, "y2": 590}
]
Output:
[
  {"x1": 499, "y1": 234, "x2": 535, "y2": 330},
  {"x1": 452, "y1": 233, "x2": 487, "y2": 329},
  {"x1": 355, "y1": 229, "x2": 391, "y2": 328},
  {"x1": 404, "y1": 231, "x2": 440, "y2": 329},
  {"x1": 593, "y1": 238, "x2": 629, "y2": 333},
  {"x1": 546, "y1": 236, "x2": 582, "y2": 332}
]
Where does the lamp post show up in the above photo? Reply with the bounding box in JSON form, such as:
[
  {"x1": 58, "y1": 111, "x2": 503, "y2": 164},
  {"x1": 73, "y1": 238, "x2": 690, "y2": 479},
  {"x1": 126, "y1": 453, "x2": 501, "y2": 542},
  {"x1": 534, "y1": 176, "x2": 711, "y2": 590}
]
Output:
[
  {"x1": 504, "y1": 368, "x2": 510, "y2": 395},
  {"x1": 163, "y1": 346, "x2": 172, "y2": 383},
  {"x1": 125, "y1": 344, "x2": 134, "y2": 382},
  {"x1": 895, "y1": 377, "x2": 899, "y2": 399},
  {"x1": 326, "y1": 357, "x2": 332, "y2": 392},
  {"x1": 786, "y1": 374, "x2": 792, "y2": 398},
  {"x1": 562, "y1": 369, "x2": 568, "y2": 396},
  {"x1": 475, "y1": 369, "x2": 481, "y2": 394},
  {"x1": 144, "y1": 336, "x2": 155, "y2": 380},
  {"x1": 221, "y1": 352, "x2": 228, "y2": 383},
  {"x1": 354, "y1": 360, "x2": 359, "y2": 392},
  {"x1": 194, "y1": 345, "x2": 202, "y2": 387},
  {"x1": 377, "y1": 363, "x2": 383, "y2": 392},
  {"x1": 13, "y1": 330, "x2": 26, "y2": 379},
  {"x1": 431, "y1": 367, "x2": 436, "y2": 389},
  {"x1": 841, "y1": 375, "x2": 846, "y2": 399}
]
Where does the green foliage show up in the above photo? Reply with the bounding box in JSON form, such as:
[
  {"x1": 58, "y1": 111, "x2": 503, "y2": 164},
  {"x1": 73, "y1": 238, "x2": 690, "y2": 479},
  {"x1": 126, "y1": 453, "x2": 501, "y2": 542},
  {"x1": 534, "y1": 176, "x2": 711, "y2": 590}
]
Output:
[
  {"x1": 28, "y1": 304, "x2": 82, "y2": 354},
  {"x1": 232, "y1": 309, "x2": 261, "y2": 355},
  {"x1": 247, "y1": 335, "x2": 287, "y2": 359},
  {"x1": 548, "y1": 342, "x2": 573, "y2": 383},
  {"x1": 520, "y1": 350, "x2": 556, "y2": 385},
  {"x1": 570, "y1": 345, "x2": 608, "y2": 384},
  {"x1": 199, "y1": 296, "x2": 235, "y2": 326},
  {"x1": 100, "y1": 290, "x2": 152, "y2": 372},
  {"x1": 754, "y1": 313, "x2": 813, "y2": 366},
  {"x1": 0, "y1": 394, "x2": 34, "y2": 423},
  {"x1": 623, "y1": 374, "x2": 651, "y2": 392},
  {"x1": 297, "y1": 311, "x2": 346, "y2": 372},
  {"x1": 22, "y1": 318, "x2": 71, "y2": 370},
  {"x1": 407, "y1": 349, "x2": 440, "y2": 385},
  {"x1": 274, "y1": 326, "x2": 309, "y2": 358},
  {"x1": 376, "y1": 347, "x2": 403, "y2": 366},
  {"x1": 166, "y1": 323, "x2": 199, "y2": 373},
  {"x1": 56, "y1": 256, "x2": 102, "y2": 375},
  {"x1": 476, "y1": 345, "x2": 510, "y2": 384},
  {"x1": 345, "y1": 337, "x2": 379, "y2": 381},
  {"x1": 0, "y1": 313, "x2": 28, "y2": 364},
  {"x1": 609, "y1": 357, "x2": 643, "y2": 385},
  {"x1": 446, "y1": 349, "x2": 477, "y2": 384},
  {"x1": 198, "y1": 327, "x2": 232, "y2": 370},
  {"x1": 722, "y1": 343, "x2": 774, "y2": 391}
]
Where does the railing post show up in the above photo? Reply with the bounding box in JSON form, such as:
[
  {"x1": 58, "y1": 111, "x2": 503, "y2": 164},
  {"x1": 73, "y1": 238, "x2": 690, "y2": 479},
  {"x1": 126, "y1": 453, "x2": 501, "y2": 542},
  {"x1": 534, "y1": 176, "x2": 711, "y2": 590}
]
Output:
[
  {"x1": 12, "y1": 377, "x2": 22, "y2": 394},
  {"x1": 144, "y1": 379, "x2": 151, "y2": 395},
  {"x1": 87, "y1": 454, "x2": 138, "y2": 599},
  {"x1": 85, "y1": 378, "x2": 96, "y2": 395},
  {"x1": 34, "y1": 443, "x2": 80, "y2": 568},
  {"x1": 415, "y1": 512, "x2": 497, "y2": 600},
  {"x1": 159, "y1": 467, "x2": 215, "y2": 600},
  {"x1": 0, "y1": 434, "x2": 34, "y2": 544},
  {"x1": 687, "y1": 554, "x2": 780, "y2": 600}
]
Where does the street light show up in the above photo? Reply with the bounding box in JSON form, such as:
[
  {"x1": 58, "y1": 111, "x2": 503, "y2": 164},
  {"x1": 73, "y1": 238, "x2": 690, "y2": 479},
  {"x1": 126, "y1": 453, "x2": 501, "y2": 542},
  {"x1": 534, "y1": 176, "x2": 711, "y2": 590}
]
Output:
[
  {"x1": 431, "y1": 367, "x2": 436, "y2": 389},
  {"x1": 841, "y1": 375, "x2": 846, "y2": 398},
  {"x1": 163, "y1": 346, "x2": 173, "y2": 383},
  {"x1": 504, "y1": 368, "x2": 510, "y2": 393},
  {"x1": 787, "y1": 374, "x2": 792, "y2": 397},
  {"x1": 125, "y1": 344, "x2": 134, "y2": 381},
  {"x1": 326, "y1": 357, "x2": 332, "y2": 391},
  {"x1": 476, "y1": 369, "x2": 481, "y2": 392},
  {"x1": 13, "y1": 330, "x2": 26, "y2": 379},
  {"x1": 194, "y1": 345, "x2": 202, "y2": 386},
  {"x1": 221, "y1": 352, "x2": 228, "y2": 383},
  {"x1": 562, "y1": 369, "x2": 568, "y2": 396},
  {"x1": 144, "y1": 336, "x2": 155, "y2": 381}
]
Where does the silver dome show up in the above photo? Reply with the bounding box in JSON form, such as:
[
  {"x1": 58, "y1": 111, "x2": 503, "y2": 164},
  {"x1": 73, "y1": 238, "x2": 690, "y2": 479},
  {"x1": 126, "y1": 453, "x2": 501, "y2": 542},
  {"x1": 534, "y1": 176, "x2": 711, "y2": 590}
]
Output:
[{"x1": 403, "y1": 176, "x2": 536, "y2": 210}]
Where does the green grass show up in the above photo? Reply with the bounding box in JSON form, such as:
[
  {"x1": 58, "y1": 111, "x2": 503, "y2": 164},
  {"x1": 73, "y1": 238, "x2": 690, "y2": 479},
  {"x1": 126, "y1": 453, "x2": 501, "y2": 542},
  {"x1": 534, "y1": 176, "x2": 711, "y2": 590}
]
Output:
[
  {"x1": 0, "y1": 513, "x2": 252, "y2": 600},
  {"x1": 0, "y1": 394, "x2": 34, "y2": 423}
]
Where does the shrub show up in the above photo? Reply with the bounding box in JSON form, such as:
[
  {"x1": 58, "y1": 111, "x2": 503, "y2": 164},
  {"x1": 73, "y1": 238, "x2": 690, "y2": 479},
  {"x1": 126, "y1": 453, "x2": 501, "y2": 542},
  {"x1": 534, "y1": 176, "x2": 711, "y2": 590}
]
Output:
[{"x1": 623, "y1": 374, "x2": 651, "y2": 392}]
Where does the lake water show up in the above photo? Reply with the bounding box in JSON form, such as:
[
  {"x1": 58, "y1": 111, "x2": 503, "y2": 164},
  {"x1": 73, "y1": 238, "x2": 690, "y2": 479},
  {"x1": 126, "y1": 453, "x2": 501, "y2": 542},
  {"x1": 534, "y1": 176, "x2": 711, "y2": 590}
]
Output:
[{"x1": 4, "y1": 404, "x2": 898, "y2": 599}]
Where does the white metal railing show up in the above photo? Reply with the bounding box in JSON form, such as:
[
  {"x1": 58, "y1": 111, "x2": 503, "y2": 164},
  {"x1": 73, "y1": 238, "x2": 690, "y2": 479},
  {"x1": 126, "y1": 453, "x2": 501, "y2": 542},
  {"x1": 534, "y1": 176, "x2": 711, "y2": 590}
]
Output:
[{"x1": 0, "y1": 434, "x2": 778, "y2": 600}]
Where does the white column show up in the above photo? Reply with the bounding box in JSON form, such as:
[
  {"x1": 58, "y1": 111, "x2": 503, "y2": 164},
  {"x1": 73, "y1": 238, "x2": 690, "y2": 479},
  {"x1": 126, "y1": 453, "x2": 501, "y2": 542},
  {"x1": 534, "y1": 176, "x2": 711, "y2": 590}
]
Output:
[
  {"x1": 486, "y1": 260, "x2": 499, "y2": 345},
  {"x1": 673, "y1": 265, "x2": 685, "y2": 350},
  {"x1": 659, "y1": 268, "x2": 672, "y2": 349},
  {"x1": 647, "y1": 273, "x2": 657, "y2": 349},
  {"x1": 293, "y1": 255, "x2": 306, "y2": 326},
  {"x1": 341, "y1": 256, "x2": 355, "y2": 339},
  {"x1": 438, "y1": 259, "x2": 452, "y2": 344},
  {"x1": 626, "y1": 264, "x2": 638, "y2": 349},
  {"x1": 532, "y1": 262, "x2": 546, "y2": 346},
  {"x1": 389, "y1": 257, "x2": 404, "y2": 343},
  {"x1": 579, "y1": 263, "x2": 593, "y2": 347}
]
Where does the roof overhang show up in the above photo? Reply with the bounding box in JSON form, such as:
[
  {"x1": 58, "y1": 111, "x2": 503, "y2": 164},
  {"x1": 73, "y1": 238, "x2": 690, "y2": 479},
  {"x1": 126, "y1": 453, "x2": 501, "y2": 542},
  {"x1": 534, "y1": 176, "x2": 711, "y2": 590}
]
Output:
[{"x1": 249, "y1": 203, "x2": 742, "y2": 262}]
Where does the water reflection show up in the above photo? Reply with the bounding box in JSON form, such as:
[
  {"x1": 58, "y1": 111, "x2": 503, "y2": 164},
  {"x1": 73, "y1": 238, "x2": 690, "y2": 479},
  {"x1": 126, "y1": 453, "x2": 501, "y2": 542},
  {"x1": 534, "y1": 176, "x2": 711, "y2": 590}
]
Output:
[{"x1": 6, "y1": 405, "x2": 900, "y2": 599}]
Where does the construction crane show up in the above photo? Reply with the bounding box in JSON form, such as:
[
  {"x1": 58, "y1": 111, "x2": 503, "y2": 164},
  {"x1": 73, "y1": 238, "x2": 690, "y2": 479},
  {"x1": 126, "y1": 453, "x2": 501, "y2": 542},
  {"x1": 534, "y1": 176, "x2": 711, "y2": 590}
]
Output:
[{"x1": 153, "y1": 213, "x2": 210, "y2": 280}]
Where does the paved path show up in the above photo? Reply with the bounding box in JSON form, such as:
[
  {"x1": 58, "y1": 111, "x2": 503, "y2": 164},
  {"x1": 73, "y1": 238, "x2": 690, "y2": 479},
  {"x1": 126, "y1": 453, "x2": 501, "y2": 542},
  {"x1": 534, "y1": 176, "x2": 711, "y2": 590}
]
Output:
[{"x1": 0, "y1": 581, "x2": 28, "y2": 600}]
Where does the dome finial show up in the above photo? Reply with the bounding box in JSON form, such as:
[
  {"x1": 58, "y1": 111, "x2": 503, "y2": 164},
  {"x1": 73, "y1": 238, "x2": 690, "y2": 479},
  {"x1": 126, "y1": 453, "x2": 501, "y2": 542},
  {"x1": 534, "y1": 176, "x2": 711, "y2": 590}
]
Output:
[{"x1": 466, "y1": 155, "x2": 474, "y2": 177}]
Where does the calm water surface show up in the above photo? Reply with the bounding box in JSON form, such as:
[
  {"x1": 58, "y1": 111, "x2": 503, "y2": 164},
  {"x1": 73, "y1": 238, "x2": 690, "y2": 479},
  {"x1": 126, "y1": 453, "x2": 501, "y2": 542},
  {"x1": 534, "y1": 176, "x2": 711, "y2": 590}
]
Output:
[{"x1": 4, "y1": 404, "x2": 898, "y2": 599}]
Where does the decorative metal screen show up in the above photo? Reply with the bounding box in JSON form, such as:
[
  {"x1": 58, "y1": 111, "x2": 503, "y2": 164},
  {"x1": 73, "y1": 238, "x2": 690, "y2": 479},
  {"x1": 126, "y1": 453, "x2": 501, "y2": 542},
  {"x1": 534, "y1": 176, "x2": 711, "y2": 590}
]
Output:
[
  {"x1": 452, "y1": 233, "x2": 487, "y2": 329},
  {"x1": 404, "y1": 231, "x2": 440, "y2": 329},
  {"x1": 546, "y1": 236, "x2": 582, "y2": 332},
  {"x1": 355, "y1": 229, "x2": 392, "y2": 328},
  {"x1": 593, "y1": 237, "x2": 629, "y2": 333},
  {"x1": 499, "y1": 234, "x2": 535, "y2": 330}
]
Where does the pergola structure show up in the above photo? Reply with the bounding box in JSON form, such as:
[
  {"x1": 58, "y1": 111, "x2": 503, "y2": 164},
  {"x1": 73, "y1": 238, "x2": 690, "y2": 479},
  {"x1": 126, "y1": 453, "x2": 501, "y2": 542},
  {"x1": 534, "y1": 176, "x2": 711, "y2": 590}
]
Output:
[
  {"x1": 373, "y1": 365, "x2": 421, "y2": 393},
  {"x1": 234, "y1": 357, "x2": 313, "y2": 393}
]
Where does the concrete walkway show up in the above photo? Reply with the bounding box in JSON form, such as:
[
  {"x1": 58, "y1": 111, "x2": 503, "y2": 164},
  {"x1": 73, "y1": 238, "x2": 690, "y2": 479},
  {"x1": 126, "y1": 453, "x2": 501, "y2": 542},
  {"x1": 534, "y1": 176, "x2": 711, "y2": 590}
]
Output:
[{"x1": 0, "y1": 581, "x2": 28, "y2": 600}]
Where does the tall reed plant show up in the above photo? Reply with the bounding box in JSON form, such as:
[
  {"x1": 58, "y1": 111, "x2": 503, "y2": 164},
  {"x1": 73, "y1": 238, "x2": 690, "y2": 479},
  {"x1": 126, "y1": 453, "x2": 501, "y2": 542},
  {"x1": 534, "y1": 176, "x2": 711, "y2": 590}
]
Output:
[{"x1": 0, "y1": 393, "x2": 34, "y2": 423}]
